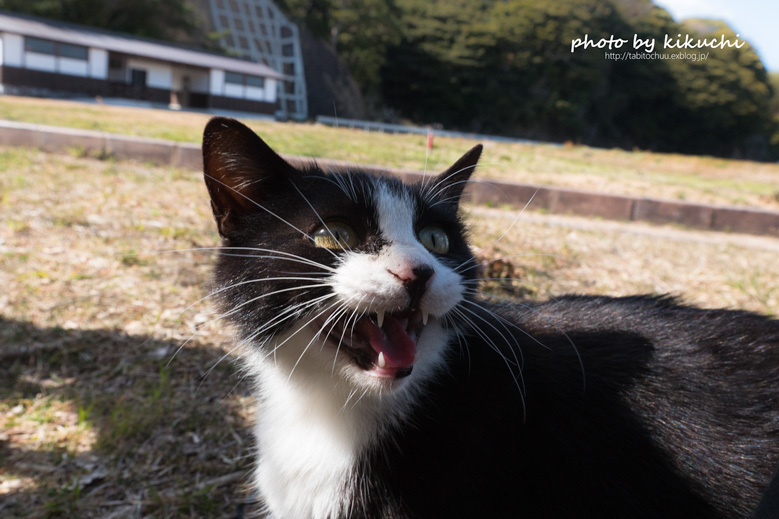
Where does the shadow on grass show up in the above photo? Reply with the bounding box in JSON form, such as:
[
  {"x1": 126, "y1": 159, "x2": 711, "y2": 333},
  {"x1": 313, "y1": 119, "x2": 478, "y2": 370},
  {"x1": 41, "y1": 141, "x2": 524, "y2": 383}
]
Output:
[{"x1": 0, "y1": 316, "x2": 260, "y2": 518}]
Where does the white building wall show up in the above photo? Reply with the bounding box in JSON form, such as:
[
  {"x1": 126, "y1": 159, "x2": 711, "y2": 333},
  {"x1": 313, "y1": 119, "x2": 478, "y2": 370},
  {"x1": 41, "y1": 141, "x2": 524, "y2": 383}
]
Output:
[
  {"x1": 59, "y1": 57, "x2": 89, "y2": 76},
  {"x1": 171, "y1": 68, "x2": 210, "y2": 93},
  {"x1": 245, "y1": 85, "x2": 264, "y2": 101},
  {"x1": 25, "y1": 52, "x2": 56, "y2": 72},
  {"x1": 3, "y1": 33, "x2": 22, "y2": 66},
  {"x1": 89, "y1": 48, "x2": 108, "y2": 79},
  {"x1": 223, "y1": 82, "x2": 243, "y2": 98},
  {"x1": 264, "y1": 78, "x2": 277, "y2": 103},
  {"x1": 209, "y1": 69, "x2": 225, "y2": 95},
  {"x1": 217, "y1": 74, "x2": 276, "y2": 102},
  {"x1": 126, "y1": 58, "x2": 172, "y2": 89}
]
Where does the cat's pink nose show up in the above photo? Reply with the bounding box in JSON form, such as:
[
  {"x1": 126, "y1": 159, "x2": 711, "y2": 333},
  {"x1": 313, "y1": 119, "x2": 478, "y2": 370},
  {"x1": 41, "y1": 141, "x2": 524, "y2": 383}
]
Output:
[
  {"x1": 388, "y1": 265, "x2": 434, "y2": 285},
  {"x1": 388, "y1": 265, "x2": 434, "y2": 310}
]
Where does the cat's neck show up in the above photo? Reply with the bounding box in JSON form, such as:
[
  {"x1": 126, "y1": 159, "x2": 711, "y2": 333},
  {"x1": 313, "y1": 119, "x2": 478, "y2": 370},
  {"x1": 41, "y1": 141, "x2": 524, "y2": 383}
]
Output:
[{"x1": 247, "y1": 326, "x2": 431, "y2": 519}]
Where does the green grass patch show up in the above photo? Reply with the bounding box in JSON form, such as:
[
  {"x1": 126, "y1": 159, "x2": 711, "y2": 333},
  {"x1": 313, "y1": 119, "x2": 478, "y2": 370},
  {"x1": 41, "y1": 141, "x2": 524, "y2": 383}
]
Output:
[{"x1": 2, "y1": 95, "x2": 779, "y2": 210}]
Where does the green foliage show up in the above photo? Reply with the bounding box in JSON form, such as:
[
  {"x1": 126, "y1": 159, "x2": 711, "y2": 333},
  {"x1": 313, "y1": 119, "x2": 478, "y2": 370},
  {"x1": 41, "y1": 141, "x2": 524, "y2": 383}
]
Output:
[
  {"x1": 664, "y1": 18, "x2": 775, "y2": 157},
  {"x1": 379, "y1": 0, "x2": 777, "y2": 159},
  {"x1": 0, "y1": 0, "x2": 200, "y2": 42},
  {"x1": 769, "y1": 73, "x2": 779, "y2": 155},
  {"x1": 275, "y1": 0, "x2": 402, "y2": 96}
]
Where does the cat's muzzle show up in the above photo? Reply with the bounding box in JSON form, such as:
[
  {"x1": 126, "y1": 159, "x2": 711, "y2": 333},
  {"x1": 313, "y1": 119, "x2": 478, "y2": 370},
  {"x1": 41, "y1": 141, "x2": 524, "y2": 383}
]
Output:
[{"x1": 313, "y1": 308, "x2": 426, "y2": 379}]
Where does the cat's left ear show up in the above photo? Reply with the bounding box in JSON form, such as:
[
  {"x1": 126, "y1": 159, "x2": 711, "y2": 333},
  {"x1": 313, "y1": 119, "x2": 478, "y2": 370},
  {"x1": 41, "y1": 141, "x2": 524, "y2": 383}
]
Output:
[{"x1": 431, "y1": 144, "x2": 483, "y2": 207}]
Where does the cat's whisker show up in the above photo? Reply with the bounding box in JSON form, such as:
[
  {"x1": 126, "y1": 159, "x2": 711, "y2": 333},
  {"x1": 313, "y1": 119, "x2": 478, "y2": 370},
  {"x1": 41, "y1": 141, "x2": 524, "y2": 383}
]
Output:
[
  {"x1": 285, "y1": 300, "x2": 350, "y2": 383},
  {"x1": 256, "y1": 293, "x2": 336, "y2": 333},
  {"x1": 421, "y1": 164, "x2": 476, "y2": 204},
  {"x1": 472, "y1": 190, "x2": 538, "y2": 255},
  {"x1": 455, "y1": 252, "x2": 564, "y2": 274},
  {"x1": 462, "y1": 287, "x2": 533, "y2": 306},
  {"x1": 454, "y1": 303, "x2": 526, "y2": 380},
  {"x1": 194, "y1": 282, "x2": 333, "y2": 331},
  {"x1": 462, "y1": 291, "x2": 585, "y2": 391},
  {"x1": 346, "y1": 171, "x2": 360, "y2": 202},
  {"x1": 339, "y1": 386, "x2": 362, "y2": 414},
  {"x1": 329, "y1": 296, "x2": 369, "y2": 376},
  {"x1": 264, "y1": 299, "x2": 343, "y2": 365},
  {"x1": 449, "y1": 317, "x2": 472, "y2": 378},
  {"x1": 349, "y1": 385, "x2": 372, "y2": 411},
  {"x1": 327, "y1": 305, "x2": 356, "y2": 376},
  {"x1": 169, "y1": 292, "x2": 336, "y2": 370},
  {"x1": 290, "y1": 181, "x2": 355, "y2": 253},
  {"x1": 307, "y1": 173, "x2": 356, "y2": 203},
  {"x1": 461, "y1": 291, "x2": 547, "y2": 348},
  {"x1": 133, "y1": 245, "x2": 338, "y2": 273},
  {"x1": 180, "y1": 276, "x2": 333, "y2": 319},
  {"x1": 241, "y1": 294, "x2": 338, "y2": 355},
  {"x1": 196, "y1": 341, "x2": 247, "y2": 393},
  {"x1": 422, "y1": 162, "x2": 507, "y2": 204},
  {"x1": 450, "y1": 307, "x2": 527, "y2": 418}
]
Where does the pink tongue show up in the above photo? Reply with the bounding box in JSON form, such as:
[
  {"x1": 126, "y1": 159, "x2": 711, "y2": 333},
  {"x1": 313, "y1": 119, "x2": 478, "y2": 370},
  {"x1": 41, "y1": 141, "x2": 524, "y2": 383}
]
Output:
[{"x1": 363, "y1": 315, "x2": 416, "y2": 368}]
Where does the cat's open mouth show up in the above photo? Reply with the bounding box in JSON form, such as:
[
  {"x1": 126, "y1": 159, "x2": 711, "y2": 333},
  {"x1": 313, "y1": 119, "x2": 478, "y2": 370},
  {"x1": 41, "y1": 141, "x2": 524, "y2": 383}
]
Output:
[{"x1": 313, "y1": 308, "x2": 426, "y2": 379}]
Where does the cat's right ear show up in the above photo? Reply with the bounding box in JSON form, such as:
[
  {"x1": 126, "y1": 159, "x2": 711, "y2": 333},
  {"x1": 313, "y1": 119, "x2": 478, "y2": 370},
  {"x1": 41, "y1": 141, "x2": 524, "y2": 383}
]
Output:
[
  {"x1": 202, "y1": 117, "x2": 296, "y2": 238},
  {"x1": 430, "y1": 144, "x2": 483, "y2": 208}
]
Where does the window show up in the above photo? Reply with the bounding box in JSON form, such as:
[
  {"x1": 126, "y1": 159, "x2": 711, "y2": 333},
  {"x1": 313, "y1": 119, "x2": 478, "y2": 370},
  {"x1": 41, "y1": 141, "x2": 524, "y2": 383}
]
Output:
[
  {"x1": 130, "y1": 69, "x2": 147, "y2": 87},
  {"x1": 246, "y1": 75, "x2": 264, "y2": 88},
  {"x1": 225, "y1": 72, "x2": 264, "y2": 88},
  {"x1": 24, "y1": 37, "x2": 88, "y2": 60},
  {"x1": 59, "y1": 43, "x2": 88, "y2": 60},
  {"x1": 25, "y1": 37, "x2": 56, "y2": 55},
  {"x1": 224, "y1": 71, "x2": 244, "y2": 85}
]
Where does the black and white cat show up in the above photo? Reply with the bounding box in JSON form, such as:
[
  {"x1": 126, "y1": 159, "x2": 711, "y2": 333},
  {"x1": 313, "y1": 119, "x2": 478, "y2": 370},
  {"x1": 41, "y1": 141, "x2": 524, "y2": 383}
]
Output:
[{"x1": 201, "y1": 117, "x2": 779, "y2": 519}]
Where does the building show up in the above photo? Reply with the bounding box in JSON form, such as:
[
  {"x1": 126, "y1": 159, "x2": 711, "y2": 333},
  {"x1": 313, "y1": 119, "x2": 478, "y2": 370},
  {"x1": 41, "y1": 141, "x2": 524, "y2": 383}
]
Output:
[
  {"x1": 197, "y1": 0, "x2": 307, "y2": 120},
  {"x1": 0, "y1": 10, "x2": 286, "y2": 115}
]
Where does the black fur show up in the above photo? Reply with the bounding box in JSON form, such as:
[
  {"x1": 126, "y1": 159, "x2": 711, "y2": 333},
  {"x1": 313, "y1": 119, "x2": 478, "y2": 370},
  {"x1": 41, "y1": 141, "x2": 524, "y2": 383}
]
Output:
[
  {"x1": 202, "y1": 117, "x2": 779, "y2": 518},
  {"x1": 351, "y1": 296, "x2": 779, "y2": 518}
]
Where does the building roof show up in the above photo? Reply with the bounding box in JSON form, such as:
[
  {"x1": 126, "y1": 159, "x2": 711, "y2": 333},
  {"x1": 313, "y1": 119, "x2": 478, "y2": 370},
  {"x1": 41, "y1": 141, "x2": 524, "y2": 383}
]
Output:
[{"x1": 0, "y1": 11, "x2": 285, "y2": 80}]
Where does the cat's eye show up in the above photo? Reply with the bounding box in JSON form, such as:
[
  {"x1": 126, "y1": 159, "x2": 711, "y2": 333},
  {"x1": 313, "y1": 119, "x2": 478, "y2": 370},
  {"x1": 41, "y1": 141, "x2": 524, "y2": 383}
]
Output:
[
  {"x1": 312, "y1": 222, "x2": 358, "y2": 250},
  {"x1": 418, "y1": 226, "x2": 449, "y2": 254}
]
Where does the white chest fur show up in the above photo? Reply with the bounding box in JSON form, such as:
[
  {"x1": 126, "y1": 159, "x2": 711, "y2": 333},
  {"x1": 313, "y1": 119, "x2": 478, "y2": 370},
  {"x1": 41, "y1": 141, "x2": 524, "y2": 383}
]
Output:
[
  {"x1": 249, "y1": 327, "x2": 399, "y2": 519},
  {"x1": 247, "y1": 320, "x2": 453, "y2": 519},
  {"x1": 253, "y1": 364, "x2": 366, "y2": 519}
]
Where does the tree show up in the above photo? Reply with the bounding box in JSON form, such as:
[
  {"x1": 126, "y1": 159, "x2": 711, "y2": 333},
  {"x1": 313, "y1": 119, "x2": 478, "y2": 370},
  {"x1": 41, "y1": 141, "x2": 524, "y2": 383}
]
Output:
[
  {"x1": 0, "y1": 0, "x2": 201, "y2": 42},
  {"x1": 274, "y1": 0, "x2": 402, "y2": 98}
]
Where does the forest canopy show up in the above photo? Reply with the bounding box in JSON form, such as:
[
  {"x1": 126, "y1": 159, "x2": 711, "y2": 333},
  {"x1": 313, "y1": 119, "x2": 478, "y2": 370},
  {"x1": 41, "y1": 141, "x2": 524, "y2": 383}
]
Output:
[
  {"x1": 2, "y1": 0, "x2": 777, "y2": 160},
  {"x1": 279, "y1": 0, "x2": 779, "y2": 160}
]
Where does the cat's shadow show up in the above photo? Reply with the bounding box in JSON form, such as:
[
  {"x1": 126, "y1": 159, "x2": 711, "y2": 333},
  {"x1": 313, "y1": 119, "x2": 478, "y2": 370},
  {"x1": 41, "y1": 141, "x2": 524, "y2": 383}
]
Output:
[{"x1": 0, "y1": 316, "x2": 258, "y2": 518}]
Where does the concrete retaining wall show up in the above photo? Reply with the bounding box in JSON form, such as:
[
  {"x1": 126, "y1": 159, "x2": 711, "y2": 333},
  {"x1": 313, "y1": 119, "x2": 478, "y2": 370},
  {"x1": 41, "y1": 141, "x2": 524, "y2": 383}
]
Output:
[{"x1": 1, "y1": 119, "x2": 778, "y2": 237}]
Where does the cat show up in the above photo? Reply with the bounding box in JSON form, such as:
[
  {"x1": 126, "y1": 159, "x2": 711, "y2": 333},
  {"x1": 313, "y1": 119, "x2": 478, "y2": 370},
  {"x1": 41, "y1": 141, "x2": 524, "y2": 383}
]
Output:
[{"x1": 201, "y1": 116, "x2": 779, "y2": 519}]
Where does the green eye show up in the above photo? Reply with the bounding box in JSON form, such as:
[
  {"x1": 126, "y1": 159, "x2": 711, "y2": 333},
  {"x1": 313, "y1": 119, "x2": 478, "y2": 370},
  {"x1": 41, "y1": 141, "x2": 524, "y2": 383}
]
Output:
[
  {"x1": 418, "y1": 226, "x2": 449, "y2": 254},
  {"x1": 312, "y1": 222, "x2": 358, "y2": 249}
]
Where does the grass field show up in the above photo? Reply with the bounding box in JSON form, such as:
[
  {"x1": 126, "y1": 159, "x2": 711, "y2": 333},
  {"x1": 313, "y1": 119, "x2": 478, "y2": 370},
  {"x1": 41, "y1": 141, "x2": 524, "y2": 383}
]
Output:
[
  {"x1": 1, "y1": 143, "x2": 778, "y2": 517},
  {"x1": 2, "y1": 95, "x2": 779, "y2": 210}
]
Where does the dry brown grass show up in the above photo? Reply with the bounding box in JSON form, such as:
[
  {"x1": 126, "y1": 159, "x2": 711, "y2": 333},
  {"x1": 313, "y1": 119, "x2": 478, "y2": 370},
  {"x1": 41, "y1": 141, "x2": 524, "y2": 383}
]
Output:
[{"x1": 1, "y1": 147, "x2": 778, "y2": 517}]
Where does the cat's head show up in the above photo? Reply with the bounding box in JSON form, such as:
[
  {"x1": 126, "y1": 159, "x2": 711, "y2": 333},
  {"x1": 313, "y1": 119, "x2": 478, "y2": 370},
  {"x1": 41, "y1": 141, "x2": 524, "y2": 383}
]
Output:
[{"x1": 202, "y1": 117, "x2": 480, "y2": 393}]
